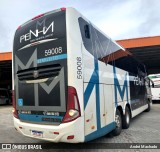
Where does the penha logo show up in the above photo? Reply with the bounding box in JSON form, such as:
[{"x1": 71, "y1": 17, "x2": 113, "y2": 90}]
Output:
[{"x1": 20, "y1": 21, "x2": 54, "y2": 43}]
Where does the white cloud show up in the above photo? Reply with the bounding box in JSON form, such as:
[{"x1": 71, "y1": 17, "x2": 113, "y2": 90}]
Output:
[{"x1": 100, "y1": 0, "x2": 160, "y2": 39}]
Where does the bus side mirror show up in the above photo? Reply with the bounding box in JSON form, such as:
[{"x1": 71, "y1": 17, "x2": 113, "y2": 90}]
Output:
[
  {"x1": 84, "y1": 25, "x2": 90, "y2": 39},
  {"x1": 152, "y1": 83, "x2": 154, "y2": 88}
]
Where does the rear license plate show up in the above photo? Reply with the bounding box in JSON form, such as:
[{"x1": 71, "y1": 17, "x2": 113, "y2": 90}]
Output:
[{"x1": 31, "y1": 130, "x2": 43, "y2": 138}]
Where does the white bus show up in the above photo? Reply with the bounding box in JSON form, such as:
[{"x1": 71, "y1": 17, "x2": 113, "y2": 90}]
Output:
[
  {"x1": 12, "y1": 7, "x2": 152, "y2": 143},
  {"x1": 148, "y1": 74, "x2": 160, "y2": 101}
]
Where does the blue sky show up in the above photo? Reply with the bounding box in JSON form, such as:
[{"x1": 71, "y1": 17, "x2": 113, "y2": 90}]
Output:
[{"x1": 0, "y1": 0, "x2": 160, "y2": 52}]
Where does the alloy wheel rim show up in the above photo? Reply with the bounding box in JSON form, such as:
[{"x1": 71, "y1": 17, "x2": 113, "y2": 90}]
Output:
[{"x1": 115, "y1": 115, "x2": 121, "y2": 128}]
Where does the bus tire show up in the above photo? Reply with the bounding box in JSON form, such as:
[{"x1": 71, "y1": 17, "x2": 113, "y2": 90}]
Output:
[
  {"x1": 112, "y1": 109, "x2": 122, "y2": 136},
  {"x1": 122, "y1": 106, "x2": 131, "y2": 129},
  {"x1": 145, "y1": 100, "x2": 151, "y2": 112}
]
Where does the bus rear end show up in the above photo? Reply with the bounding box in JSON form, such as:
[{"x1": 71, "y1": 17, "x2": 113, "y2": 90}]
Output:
[{"x1": 12, "y1": 8, "x2": 84, "y2": 143}]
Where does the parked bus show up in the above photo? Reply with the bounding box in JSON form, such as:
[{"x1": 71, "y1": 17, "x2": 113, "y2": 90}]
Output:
[
  {"x1": 12, "y1": 7, "x2": 152, "y2": 143},
  {"x1": 148, "y1": 74, "x2": 160, "y2": 101}
]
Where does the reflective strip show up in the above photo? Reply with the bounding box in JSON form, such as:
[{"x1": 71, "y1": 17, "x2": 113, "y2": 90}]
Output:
[{"x1": 37, "y1": 54, "x2": 67, "y2": 64}]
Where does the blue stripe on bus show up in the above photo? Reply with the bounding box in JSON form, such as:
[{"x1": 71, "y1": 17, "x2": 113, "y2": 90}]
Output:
[
  {"x1": 18, "y1": 114, "x2": 63, "y2": 122},
  {"x1": 84, "y1": 83, "x2": 94, "y2": 109},
  {"x1": 85, "y1": 122, "x2": 116, "y2": 142},
  {"x1": 113, "y1": 66, "x2": 129, "y2": 107},
  {"x1": 84, "y1": 63, "x2": 129, "y2": 141},
  {"x1": 37, "y1": 53, "x2": 67, "y2": 64},
  {"x1": 84, "y1": 59, "x2": 101, "y2": 130}
]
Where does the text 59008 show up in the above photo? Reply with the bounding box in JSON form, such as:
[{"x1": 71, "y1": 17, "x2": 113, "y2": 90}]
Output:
[{"x1": 45, "y1": 47, "x2": 62, "y2": 56}]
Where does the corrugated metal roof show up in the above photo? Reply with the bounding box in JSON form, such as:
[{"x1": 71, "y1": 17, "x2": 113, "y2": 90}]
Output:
[
  {"x1": 117, "y1": 36, "x2": 160, "y2": 48},
  {"x1": 0, "y1": 52, "x2": 12, "y2": 61}
]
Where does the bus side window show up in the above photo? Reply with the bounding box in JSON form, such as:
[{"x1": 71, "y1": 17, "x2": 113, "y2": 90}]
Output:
[{"x1": 84, "y1": 25, "x2": 90, "y2": 39}]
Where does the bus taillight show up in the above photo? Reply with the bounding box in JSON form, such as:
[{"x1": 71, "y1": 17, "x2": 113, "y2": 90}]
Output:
[
  {"x1": 17, "y1": 25, "x2": 21, "y2": 30},
  {"x1": 61, "y1": 7, "x2": 66, "y2": 11},
  {"x1": 62, "y1": 86, "x2": 81, "y2": 123},
  {"x1": 32, "y1": 14, "x2": 44, "y2": 20},
  {"x1": 12, "y1": 90, "x2": 19, "y2": 119}
]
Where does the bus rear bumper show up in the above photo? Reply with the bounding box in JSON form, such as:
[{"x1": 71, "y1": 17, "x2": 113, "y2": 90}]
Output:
[{"x1": 13, "y1": 117, "x2": 84, "y2": 143}]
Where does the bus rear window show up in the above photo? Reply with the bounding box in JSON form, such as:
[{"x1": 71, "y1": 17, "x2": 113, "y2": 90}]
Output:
[{"x1": 14, "y1": 11, "x2": 66, "y2": 51}]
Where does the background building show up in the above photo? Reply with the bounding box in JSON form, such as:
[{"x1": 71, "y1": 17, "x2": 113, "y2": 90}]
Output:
[{"x1": 117, "y1": 36, "x2": 160, "y2": 74}]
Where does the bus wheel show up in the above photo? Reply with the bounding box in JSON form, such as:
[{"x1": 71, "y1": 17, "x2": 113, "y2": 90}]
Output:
[
  {"x1": 112, "y1": 109, "x2": 122, "y2": 136},
  {"x1": 145, "y1": 100, "x2": 151, "y2": 112},
  {"x1": 122, "y1": 106, "x2": 131, "y2": 129}
]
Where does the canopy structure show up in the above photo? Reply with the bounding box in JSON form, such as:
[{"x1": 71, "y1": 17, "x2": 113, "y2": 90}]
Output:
[
  {"x1": 0, "y1": 52, "x2": 12, "y2": 61},
  {"x1": 117, "y1": 36, "x2": 160, "y2": 74},
  {"x1": 0, "y1": 52, "x2": 12, "y2": 89}
]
